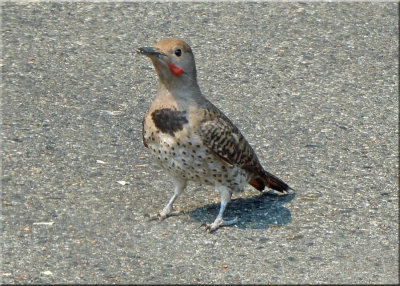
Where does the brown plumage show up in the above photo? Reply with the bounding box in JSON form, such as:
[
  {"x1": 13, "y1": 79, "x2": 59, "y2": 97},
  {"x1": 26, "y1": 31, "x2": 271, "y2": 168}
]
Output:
[{"x1": 137, "y1": 38, "x2": 292, "y2": 232}]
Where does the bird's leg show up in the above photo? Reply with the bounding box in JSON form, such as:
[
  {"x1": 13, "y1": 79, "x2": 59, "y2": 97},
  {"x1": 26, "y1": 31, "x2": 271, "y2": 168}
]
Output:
[
  {"x1": 148, "y1": 178, "x2": 187, "y2": 221},
  {"x1": 205, "y1": 187, "x2": 237, "y2": 232}
]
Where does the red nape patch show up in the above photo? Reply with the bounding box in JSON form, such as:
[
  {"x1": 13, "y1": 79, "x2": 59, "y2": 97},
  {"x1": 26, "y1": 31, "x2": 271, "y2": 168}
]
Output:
[{"x1": 168, "y1": 62, "x2": 183, "y2": 76}]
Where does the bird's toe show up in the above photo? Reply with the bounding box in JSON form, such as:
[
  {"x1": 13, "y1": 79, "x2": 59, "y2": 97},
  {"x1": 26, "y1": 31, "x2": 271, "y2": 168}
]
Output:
[
  {"x1": 146, "y1": 210, "x2": 184, "y2": 221},
  {"x1": 202, "y1": 217, "x2": 238, "y2": 233}
]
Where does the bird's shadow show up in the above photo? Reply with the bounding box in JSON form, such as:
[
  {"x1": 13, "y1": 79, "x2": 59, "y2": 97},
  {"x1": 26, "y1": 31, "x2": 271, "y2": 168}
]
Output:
[{"x1": 187, "y1": 191, "x2": 296, "y2": 229}]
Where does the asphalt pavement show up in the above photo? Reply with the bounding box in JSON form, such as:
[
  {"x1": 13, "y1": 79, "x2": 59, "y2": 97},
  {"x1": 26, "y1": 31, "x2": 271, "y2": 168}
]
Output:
[{"x1": 1, "y1": 2, "x2": 399, "y2": 284}]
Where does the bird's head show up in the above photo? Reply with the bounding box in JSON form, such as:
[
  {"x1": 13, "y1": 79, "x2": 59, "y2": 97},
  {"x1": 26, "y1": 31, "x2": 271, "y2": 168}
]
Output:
[{"x1": 137, "y1": 39, "x2": 197, "y2": 87}]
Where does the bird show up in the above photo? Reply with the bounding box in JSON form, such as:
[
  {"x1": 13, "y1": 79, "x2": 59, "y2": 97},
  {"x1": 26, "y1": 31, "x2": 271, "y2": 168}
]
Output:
[{"x1": 136, "y1": 38, "x2": 292, "y2": 232}]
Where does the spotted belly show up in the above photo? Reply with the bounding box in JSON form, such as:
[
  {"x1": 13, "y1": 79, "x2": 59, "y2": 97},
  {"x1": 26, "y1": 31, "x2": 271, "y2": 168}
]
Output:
[{"x1": 144, "y1": 132, "x2": 249, "y2": 192}]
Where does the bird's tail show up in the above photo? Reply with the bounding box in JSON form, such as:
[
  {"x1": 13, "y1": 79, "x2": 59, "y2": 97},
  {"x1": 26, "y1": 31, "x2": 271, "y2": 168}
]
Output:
[
  {"x1": 249, "y1": 170, "x2": 292, "y2": 193},
  {"x1": 262, "y1": 170, "x2": 291, "y2": 193}
]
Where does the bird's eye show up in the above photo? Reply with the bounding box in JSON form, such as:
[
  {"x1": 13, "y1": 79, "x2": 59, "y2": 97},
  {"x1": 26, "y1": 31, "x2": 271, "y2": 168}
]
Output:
[{"x1": 175, "y1": 49, "x2": 182, "y2": 57}]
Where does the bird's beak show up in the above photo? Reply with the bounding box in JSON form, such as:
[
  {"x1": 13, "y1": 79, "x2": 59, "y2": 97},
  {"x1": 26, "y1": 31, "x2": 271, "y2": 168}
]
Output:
[{"x1": 136, "y1": 47, "x2": 165, "y2": 59}]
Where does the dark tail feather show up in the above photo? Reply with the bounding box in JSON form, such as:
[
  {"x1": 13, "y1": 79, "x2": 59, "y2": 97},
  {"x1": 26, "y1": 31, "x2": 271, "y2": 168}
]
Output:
[{"x1": 249, "y1": 170, "x2": 292, "y2": 193}]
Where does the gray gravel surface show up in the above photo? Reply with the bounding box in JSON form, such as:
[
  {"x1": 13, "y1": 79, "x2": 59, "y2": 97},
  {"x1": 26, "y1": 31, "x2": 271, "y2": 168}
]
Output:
[{"x1": 1, "y1": 2, "x2": 398, "y2": 284}]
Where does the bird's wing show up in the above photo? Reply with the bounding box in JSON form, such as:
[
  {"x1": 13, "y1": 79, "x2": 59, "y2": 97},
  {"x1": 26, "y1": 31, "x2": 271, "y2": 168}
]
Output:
[
  {"x1": 198, "y1": 109, "x2": 291, "y2": 193},
  {"x1": 198, "y1": 115, "x2": 263, "y2": 175}
]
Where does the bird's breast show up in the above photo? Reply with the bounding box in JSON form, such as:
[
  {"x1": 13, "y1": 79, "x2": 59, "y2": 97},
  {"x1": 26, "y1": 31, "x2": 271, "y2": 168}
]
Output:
[
  {"x1": 150, "y1": 108, "x2": 188, "y2": 136},
  {"x1": 143, "y1": 128, "x2": 249, "y2": 191}
]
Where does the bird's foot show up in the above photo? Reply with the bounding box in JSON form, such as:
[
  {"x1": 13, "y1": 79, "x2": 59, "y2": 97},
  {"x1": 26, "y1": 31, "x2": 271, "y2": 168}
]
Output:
[
  {"x1": 202, "y1": 217, "x2": 238, "y2": 233},
  {"x1": 146, "y1": 210, "x2": 184, "y2": 221}
]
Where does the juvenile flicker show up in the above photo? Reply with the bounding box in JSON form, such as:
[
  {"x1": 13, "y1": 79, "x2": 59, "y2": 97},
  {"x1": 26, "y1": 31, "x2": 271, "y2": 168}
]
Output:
[{"x1": 137, "y1": 38, "x2": 292, "y2": 232}]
